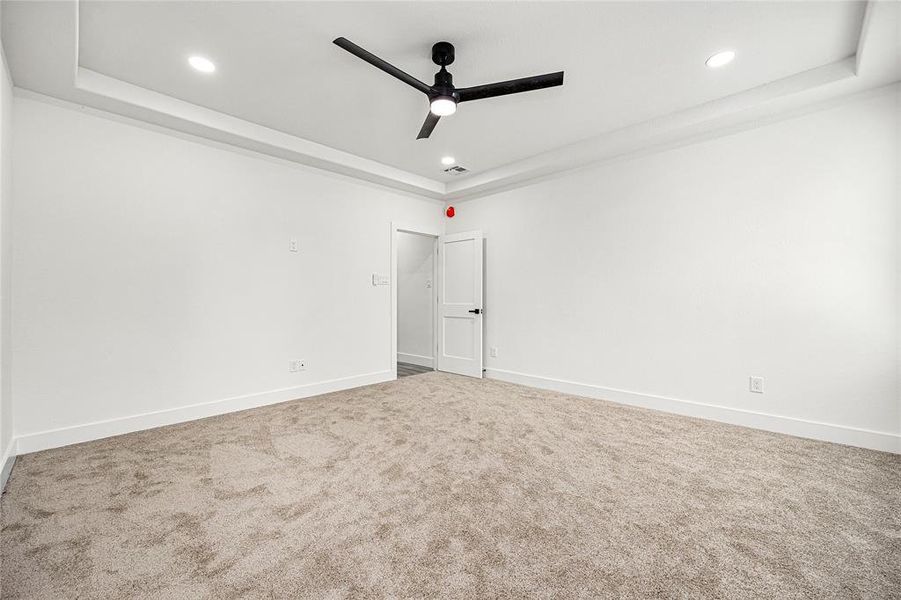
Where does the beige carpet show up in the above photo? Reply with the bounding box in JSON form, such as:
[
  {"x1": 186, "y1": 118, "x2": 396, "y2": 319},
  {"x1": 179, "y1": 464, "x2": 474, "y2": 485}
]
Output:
[{"x1": 1, "y1": 372, "x2": 899, "y2": 599}]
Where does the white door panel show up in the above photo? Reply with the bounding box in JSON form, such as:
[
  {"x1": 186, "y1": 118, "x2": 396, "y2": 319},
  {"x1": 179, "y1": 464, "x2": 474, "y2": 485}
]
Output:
[
  {"x1": 443, "y1": 317, "x2": 476, "y2": 359},
  {"x1": 437, "y1": 231, "x2": 483, "y2": 378}
]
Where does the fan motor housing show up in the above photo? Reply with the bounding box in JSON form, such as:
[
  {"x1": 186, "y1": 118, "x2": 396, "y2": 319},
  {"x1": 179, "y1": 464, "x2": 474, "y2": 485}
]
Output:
[{"x1": 433, "y1": 68, "x2": 453, "y2": 92}]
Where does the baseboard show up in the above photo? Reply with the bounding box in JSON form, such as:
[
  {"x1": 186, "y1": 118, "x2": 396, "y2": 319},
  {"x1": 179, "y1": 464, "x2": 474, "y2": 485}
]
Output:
[
  {"x1": 397, "y1": 353, "x2": 435, "y2": 368},
  {"x1": 486, "y1": 368, "x2": 901, "y2": 455},
  {"x1": 14, "y1": 370, "x2": 393, "y2": 455},
  {"x1": 11, "y1": 367, "x2": 898, "y2": 459},
  {"x1": 1, "y1": 437, "x2": 16, "y2": 493}
]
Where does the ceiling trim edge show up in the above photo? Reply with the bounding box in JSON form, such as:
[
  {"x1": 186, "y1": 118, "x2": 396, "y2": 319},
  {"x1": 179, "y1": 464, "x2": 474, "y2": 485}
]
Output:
[
  {"x1": 74, "y1": 67, "x2": 446, "y2": 199},
  {"x1": 446, "y1": 80, "x2": 900, "y2": 205},
  {"x1": 444, "y1": 57, "x2": 859, "y2": 201}
]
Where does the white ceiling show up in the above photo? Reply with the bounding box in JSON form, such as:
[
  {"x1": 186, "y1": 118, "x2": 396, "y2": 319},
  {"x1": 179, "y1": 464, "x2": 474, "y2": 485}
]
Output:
[
  {"x1": 75, "y1": 1, "x2": 864, "y2": 180},
  {"x1": 2, "y1": 1, "x2": 899, "y2": 199}
]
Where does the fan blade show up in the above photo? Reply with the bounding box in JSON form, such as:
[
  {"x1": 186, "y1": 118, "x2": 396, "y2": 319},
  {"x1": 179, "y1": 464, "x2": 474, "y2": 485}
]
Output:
[
  {"x1": 417, "y1": 111, "x2": 441, "y2": 139},
  {"x1": 333, "y1": 37, "x2": 432, "y2": 95},
  {"x1": 457, "y1": 71, "x2": 564, "y2": 103}
]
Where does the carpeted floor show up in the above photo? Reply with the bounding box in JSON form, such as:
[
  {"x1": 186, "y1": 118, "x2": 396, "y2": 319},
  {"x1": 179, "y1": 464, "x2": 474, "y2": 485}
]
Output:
[{"x1": 1, "y1": 372, "x2": 899, "y2": 599}]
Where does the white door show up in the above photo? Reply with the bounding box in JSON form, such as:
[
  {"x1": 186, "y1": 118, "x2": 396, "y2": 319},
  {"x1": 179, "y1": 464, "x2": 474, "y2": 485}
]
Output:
[{"x1": 437, "y1": 230, "x2": 483, "y2": 378}]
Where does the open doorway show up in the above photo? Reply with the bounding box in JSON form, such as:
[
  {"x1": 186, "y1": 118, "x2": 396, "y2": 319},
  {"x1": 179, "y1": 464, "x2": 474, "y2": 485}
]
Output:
[
  {"x1": 391, "y1": 223, "x2": 484, "y2": 380},
  {"x1": 393, "y1": 228, "x2": 438, "y2": 378}
]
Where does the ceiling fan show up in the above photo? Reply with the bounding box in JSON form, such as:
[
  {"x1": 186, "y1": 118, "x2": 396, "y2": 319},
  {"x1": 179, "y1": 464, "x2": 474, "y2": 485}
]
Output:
[{"x1": 333, "y1": 37, "x2": 564, "y2": 139}]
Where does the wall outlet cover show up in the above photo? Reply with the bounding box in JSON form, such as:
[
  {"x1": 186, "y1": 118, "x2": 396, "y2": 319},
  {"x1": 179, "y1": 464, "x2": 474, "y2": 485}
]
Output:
[
  {"x1": 489, "y1": 347, "x2": 498, "y2": 358},
  {"x1": 749, "y1": 376, "x2": 764, "y2": 393}
]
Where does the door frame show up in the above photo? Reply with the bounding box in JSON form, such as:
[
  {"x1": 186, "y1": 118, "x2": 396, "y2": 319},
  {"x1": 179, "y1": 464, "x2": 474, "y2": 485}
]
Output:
[{"x1": 390, "y1": 222, "x2": 441, "y2": 380}]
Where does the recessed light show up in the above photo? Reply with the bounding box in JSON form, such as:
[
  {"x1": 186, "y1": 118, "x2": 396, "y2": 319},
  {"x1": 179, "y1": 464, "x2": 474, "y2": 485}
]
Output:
[
  {"x1": 705, "y1": 50, "x2": 735, "y2": 68},
  {"x1": 188, "y1": 55, "x2": 216, "y2": 73},
  {"x1": 441, "y1": 156, "x2": 456, "y2": 166}
]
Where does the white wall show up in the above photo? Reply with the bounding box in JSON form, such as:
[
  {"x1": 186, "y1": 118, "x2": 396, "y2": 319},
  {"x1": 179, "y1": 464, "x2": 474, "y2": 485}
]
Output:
[
  {"x1": 11, "y1": 95, "x2": 442, "y2": 451},
  {"x1": 7, "y1": 85, "x2": 899, "y2": 455},
  {"x1": 396, "y1": 231, "x2": 434, "y2": 365},
  {"x1": 0, "y1": 9, "x2": 14, "y2": 482},
  {"x1": 448, "y1": 87, "x2": 901, "y2": 452}
]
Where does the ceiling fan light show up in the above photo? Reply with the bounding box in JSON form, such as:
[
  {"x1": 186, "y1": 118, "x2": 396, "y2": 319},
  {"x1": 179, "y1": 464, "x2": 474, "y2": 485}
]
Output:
[{"x1": 430, "y1": 96, "x2": 457, "y2": 116}]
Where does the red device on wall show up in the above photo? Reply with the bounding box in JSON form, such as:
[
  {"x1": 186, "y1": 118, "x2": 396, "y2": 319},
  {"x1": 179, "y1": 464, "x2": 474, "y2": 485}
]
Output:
[{"x1": 446, "y1": 206, "x2": 455, "y2": 218}]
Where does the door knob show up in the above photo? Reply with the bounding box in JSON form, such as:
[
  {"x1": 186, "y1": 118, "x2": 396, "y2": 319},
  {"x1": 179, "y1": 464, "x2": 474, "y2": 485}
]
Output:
[{"x1": 468, "y1": 308, "x2": 481, "y2": 314}]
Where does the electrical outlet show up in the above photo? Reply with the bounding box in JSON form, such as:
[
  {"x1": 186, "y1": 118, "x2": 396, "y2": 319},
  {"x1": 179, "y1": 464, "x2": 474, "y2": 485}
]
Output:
[
  {"x1": 749, "y1": 376, "x2": 764, "y2": 394},
  {"x1": 288, "y1": 360, "x2": 307, "y2": 373},
  {"x1": 289, "y1": 239, "x2": 299, "y2": 253},
  {"x1": 489, "y1": 347, "x2": 498, "y2": 358}
]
